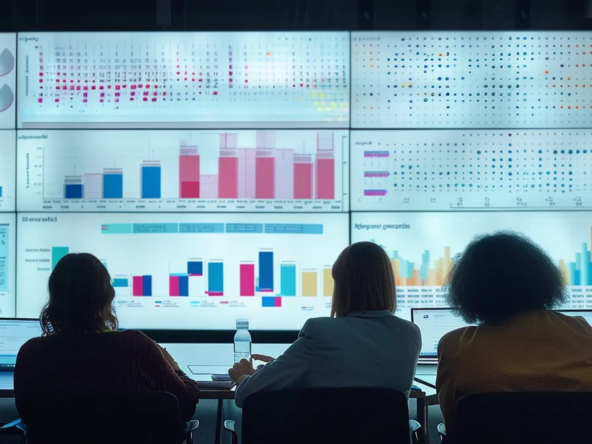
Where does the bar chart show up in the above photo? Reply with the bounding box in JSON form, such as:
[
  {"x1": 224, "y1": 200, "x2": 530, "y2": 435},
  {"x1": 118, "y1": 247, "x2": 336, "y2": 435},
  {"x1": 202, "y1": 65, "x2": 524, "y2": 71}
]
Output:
[
  {"x1": 0, "y1": 131, "x2": 15, "y2": 211},
  {"x1": 17, "y1": 129, "x2": 349, "y2": 212},
  {"x1": 352, "y1": 211, "x2": 592, "y2": 319},
  {"x1": 17, "y1": 32, "x2": 350, "y2": 129},
  {"x1": 17, "y1": 213, "x2": 349, "y2": 329}
]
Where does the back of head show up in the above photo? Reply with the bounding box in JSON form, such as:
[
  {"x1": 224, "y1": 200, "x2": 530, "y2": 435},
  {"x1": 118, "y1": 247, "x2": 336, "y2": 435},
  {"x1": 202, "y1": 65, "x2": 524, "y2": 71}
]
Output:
[
  {"x1": 331, "y1": 241, "x2": 396, "y2": 317},
  {"x1": 445, "y1": 232, "x2": 566, "y2": 325},
  {"x1": 41, "y1": 253, "x2": 118, "y2": 335}
]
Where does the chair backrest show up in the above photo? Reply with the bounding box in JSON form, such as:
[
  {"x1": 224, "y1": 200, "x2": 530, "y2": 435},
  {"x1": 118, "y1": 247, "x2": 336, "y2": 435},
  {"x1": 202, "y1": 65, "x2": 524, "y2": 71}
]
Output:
[
  {"x1": 19, "y1": 390, "x2": 186, "y2": 444},
  {"x1": 452, "y1": 392, "x2": 592, "y2": 444},
  {"x1": 241, "y1": 387, "x2": 411, "y2": 444}
]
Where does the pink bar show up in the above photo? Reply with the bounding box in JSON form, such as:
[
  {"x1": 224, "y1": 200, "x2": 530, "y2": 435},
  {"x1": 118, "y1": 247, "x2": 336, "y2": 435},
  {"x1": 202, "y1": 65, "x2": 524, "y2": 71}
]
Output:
[
  {"x1": 207, "y1": 292, "x2": 224, "y2": 296},
  {"x1": 199, "y1": 175, "x2": 218, "y2": 198},
  {"x1": 133, "y1": 276, "x2": 143, "y2": 296},
  {"x1": 240, "y1": 264, "x2": 255, "y2": 296},
  {"x1": 294, "y1": 162, "x2": 313, "y2": 199},
  {"x1": 256, "y1": 157, "x2": 275, "y2": 199},
  {"x1": 315, "y1": 158, "x2": 335, "y2": 200},
  {"x1": 169, "y1": 276, "x2": 180, "y2": 296},
  {"x1": 218, "y1": 157, "x2": 238, "y2": 198},
  {"x1": 179, "y1": 155, "x2": 200, "y2": 198},
  {"x1": 274, "y1": 149, "x2": 294, "y2": 199}
]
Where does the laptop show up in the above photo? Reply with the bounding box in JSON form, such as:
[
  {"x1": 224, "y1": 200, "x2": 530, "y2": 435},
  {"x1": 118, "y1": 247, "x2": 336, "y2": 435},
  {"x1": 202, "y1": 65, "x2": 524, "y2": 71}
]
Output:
[
  {"x1": 411, "y1": 308, "x2": 472, "y2": 364},
  {"x1": 0, "y1": 318, "x2": 42, "y2": 371},
  {"x1": 411, "y1": 308, "x2": 592, "y2": 364}
]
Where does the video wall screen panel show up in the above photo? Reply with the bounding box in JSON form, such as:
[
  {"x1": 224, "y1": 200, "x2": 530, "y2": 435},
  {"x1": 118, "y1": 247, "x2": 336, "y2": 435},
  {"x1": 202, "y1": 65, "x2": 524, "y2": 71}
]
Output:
[
  {"x1": 352, "y1": 31, "x2": 592, "y2": 129},
  {"x1": 350, "y1": 129, "x2": 592, "y2": 211},
  {"x1": 16, "y1": 213, "x2": 349, "y2": 330},
  {"x1": 17, "y1": 32, "x2": 350, "y2": 129},
  {"x1": 0, "y1": 213, "x2": 16, "y2": 318},
  {"x1": 17, "y1": 130, "x2": 349, "y2": 212},
  {"x1": 0, "y1": 33, "x2": 16, "y2": 129},
  {"x1": 352, "y1": 211, "x2": 592, "y2": 320},
  {"x1": 0, "y1": 131, "x2": 16, "y2": 212}
]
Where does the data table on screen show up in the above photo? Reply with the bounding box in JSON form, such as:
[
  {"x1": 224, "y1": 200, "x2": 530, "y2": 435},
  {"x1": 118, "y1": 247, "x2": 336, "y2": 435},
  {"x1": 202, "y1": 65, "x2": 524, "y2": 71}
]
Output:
[
  {"x1": 16, "y1": 213, "x2": 349, "y2": 329},
  {"x1": 352, "y1": 31, "x2": 592, "y2": 129},
  {"x1": 17, "y1": 129, "x2": 349, "y2": 212},
  {"x1": 17, "y1": 32, "x2": 350, "y2": 129},
  {"x1": 0, "y1": 131, "x2": 16, "y2": 212},
  {"x1": 0, "y1": 33, "x2": 16, "y2": 130},
  {"x1": 352, "y1": 212, "x2": 592, "y2": 319},
  {"x1": 351, "y1": 129, "x2": 592, "y2": 211},
  {"x1": 0, "y1": 213, "x2": 16, "y2": 318}
]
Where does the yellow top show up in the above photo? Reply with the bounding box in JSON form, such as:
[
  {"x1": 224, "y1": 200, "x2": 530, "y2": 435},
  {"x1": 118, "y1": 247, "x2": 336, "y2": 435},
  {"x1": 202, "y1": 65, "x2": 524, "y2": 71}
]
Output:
[{"x1": 436, "y1": 310, "x2": 592, "y2": 429}]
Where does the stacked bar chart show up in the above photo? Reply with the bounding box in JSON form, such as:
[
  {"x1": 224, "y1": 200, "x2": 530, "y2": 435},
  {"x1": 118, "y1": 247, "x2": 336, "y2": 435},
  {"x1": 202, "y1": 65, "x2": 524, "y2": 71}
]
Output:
[
  {"x1": 17, "y1": 213, "x2": 349, "y2": 329},
  {"x1": 17, "y1": 129, "x2": 349, "y2": 212}
]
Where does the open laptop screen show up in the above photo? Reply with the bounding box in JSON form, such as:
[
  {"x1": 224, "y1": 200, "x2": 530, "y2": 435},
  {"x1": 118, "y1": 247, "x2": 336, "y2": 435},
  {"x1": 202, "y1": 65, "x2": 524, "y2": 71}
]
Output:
[{"x1": 0, "y1": 319, "x2": 42, "y2": 371}]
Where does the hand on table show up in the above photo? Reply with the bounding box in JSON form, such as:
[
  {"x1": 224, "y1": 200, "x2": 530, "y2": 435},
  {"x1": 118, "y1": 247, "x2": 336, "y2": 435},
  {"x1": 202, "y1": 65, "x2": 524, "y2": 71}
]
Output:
[
  {"x1": 252, "y1": 354, "x2": 275, "y2": 363},
  {"x1": 228, "y1": 359, "x2": 257, "y2": 384}
]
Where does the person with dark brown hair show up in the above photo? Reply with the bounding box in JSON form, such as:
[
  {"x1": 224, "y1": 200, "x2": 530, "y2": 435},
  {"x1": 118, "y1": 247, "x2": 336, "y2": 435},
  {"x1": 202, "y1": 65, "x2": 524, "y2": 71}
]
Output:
[
  {"x1": 14, "y1": 253, "x2": 200, "y2": 421},
  {"x1": 229, "y1": 241, "x2": 422, "y2": 408}
]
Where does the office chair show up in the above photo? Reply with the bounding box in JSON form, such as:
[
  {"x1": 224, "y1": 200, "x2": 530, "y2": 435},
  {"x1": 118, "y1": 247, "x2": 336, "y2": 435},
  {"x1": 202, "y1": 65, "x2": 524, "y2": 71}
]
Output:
[
  {"x1": 18, "y1": 390, "x2": 199, "y2": 444},
  {"x1": 224, "y1": 387, "x2": 420, "y2": 444},
  {"x1": 438, "y1": 392, "x2": 592, "y2": 444}
]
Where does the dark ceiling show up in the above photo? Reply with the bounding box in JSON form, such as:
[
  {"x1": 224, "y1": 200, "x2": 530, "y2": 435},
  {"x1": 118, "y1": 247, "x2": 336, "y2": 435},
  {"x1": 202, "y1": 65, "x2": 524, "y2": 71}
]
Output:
[{"x1": 0, "y1": 0, "x2": 591, "y2": 32}]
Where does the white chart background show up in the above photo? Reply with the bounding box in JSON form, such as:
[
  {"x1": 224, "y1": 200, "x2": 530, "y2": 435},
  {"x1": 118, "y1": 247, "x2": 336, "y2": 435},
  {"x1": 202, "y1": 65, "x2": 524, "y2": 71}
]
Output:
[
  {"x1": 351, "y1": 129, "x2": 592, "y2": 211},
  {"x1": 0, "y1": 131, "x2": 15, "y2": 212},
  {"x1": 16, "y1": 213, "x2": 349, "y2": 329},
  {"x1": 352, "y1": 211, "x2": 592, "y2": 320},
  {"x1": 0, "y1": 33, "x2": 16, "y2": 129},
  {"x1": 17, "y1": 129, "x2": 349, "y2": 212},
  {"x1": 352, "y1": 31, "x2": 592, "y2": 128},
  {"x1": 0, "y1": 213, "x2": 16, "y2": 318},
  {"x1": 17, "y1": 32, "x2": 350, "y2": 129}
]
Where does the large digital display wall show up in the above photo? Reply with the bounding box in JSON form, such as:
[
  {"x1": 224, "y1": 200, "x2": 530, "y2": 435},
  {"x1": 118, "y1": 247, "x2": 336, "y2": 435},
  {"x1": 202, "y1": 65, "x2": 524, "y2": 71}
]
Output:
[{"x1": 1, "y1": 31, "x2": 590, "y2": 328}]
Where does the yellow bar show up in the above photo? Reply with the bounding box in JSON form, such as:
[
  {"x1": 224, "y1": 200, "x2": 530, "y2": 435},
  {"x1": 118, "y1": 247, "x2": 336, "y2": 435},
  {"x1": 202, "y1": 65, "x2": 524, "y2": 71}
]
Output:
[
  {"x1": 558, "y1": 259, "x2": 570, "y2": 285},
  {"x1": 323, "y1": 268, "x2": 334, "y2": 297},
  {"x1": 302, "y1": 271, "x2": 318, "y2": 297}
]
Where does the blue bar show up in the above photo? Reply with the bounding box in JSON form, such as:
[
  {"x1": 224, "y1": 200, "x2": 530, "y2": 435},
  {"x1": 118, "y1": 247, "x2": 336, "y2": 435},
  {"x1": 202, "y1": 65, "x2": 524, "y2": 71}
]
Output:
[
  {"x1": 208, "y1": 262, "x2": 224, "y2": 294},
  {"x1": 259, "y1": 251, "x2": 274, "y2": 291},
  {"x1": 188, "y1": 261, "x2": 203, "y2": 275},
  {"x1": 264, "y1": 224, "x2": 323, "y2": 234},
  {"x1": 179, "y1": 276, "x2": 189, "y2": 297},
  {"x1": 179, "y1": 223, "x2": 224, "y2": 233},
  {"x1": 141, "y1": 166, "x2": 161, "y2": 199},
  {"x1": 103, "y1": 174, "x2": 123, "y2": 199},
  {"x1": 65, "y1": 184, "x2": 83, "y2": 199},
  {"x1": 262, "y1": 297, "x2": 278, "y2": 307},
  {"x1": 280, "y1": 264, "x2": 296, "y2": 296},
  {"x1": 143, "y1": 275, "x2": 152, "y2": 296},
  {"x1": 569, "y1": 263, "x2": 577, "y2": 286},
  {"x1": 112, "y1": 278, "x2": 128, "y2": 288},
  {"x1": 0, "y1": 186, "x2": 3, "y2": 197},
  {"x1": 226, "y1": 223, "x2": 264, "y2": 233}
]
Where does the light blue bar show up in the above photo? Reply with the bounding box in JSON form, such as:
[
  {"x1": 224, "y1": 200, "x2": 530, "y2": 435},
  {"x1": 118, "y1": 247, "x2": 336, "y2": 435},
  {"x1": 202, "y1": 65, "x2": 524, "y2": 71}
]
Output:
[
  {"x1": 226, "y1": 223, "x2": 264, "y2": 233},
  {"x1": 280, "y1": 264, "x2": 296, "y2": 297},
  {"x1": 170, "y1": 273, "x2": 189, "y2": 277},
  {"x1": 112, "y1": 278, "x2": 129, "y2": 288},
  {"x1": 264, "y1": 224, "x2": 323, "y2": 234},
  {"x1": 101, "y1": 224, "x2": 133, "y2": 234},
  {"x1": 0, "y1": 226, "x2": 8, "y2": 292},
  {"x1": 179, "y1": 223, "x2": 224, "y2": 233},
  {"x1": 133, "y1": 223, "x2": 179, "y2": 234}
]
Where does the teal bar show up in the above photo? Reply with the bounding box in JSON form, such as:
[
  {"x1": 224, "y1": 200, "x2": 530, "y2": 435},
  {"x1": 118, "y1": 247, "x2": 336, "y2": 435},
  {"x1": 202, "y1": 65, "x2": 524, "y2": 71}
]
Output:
[
  {"x1": 101, "y1": 224, "x2": 132, "y2": 234},
  {"x1": 112, "y1": 278, "x2": 129, "y2": 288},
  {"x1": 133, "y1": 223, "x2": 179, "y2": 234},
  {"x1": 52, "y1": 247, "x2": 69, "y2": 270}
]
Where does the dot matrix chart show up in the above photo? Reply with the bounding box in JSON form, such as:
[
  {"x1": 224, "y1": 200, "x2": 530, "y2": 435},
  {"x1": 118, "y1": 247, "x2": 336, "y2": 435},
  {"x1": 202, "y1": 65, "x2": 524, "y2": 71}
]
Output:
[
  {"x1": 351, "y1": 130, "x2": 592, "y2": 211},
  {"x1": 17, "y1": 32, "x2": 350, "y2": 129},
  {"x1": 352, "y1": 31, "x2": 592, "y2": 129}
]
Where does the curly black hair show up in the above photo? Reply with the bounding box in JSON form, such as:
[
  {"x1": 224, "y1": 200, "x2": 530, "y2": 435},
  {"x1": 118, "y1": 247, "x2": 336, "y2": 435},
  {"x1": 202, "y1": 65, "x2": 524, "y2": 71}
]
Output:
[{"x1": 444, "y1": 231, "x2": 566, "y2": 325}]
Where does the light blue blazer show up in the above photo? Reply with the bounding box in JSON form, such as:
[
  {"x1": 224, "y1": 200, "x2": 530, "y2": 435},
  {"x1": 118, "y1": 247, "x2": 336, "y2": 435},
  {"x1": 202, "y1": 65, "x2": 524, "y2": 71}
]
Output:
[{"x1": 235, "y1": 310, "x2": 422, "y2": 407}]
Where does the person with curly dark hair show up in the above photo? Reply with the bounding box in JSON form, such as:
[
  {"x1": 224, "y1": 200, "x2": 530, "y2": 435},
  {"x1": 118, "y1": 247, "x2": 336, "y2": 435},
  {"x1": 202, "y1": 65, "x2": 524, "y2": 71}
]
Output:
[
  {"x1": 437, "y1": 232, "x2": 592, "y2": 432},
  {"x1": 15, "y1": 253, "x2": 200, "y2": 422}
]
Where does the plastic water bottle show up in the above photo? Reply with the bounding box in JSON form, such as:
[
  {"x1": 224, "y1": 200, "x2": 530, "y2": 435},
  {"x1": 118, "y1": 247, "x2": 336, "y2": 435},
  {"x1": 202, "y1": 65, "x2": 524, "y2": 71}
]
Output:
[{"x1": 234, "y1": 319, "x2": 252, "y2": 363}]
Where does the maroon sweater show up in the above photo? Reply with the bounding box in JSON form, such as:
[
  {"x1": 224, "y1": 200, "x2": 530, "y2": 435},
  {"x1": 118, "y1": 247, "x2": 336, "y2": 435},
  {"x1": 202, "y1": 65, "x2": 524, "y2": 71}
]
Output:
[{"x1": 14, "y1": 330, "x2": 200, "y2": 421}]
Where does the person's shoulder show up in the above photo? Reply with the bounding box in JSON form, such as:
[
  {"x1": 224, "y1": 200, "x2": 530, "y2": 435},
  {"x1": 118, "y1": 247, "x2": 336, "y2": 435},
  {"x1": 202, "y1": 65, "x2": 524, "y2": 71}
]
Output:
[
  {"x1": 439, "y1": 326, "x2": 476, "y2": 350},
  {"x1": 116, "y1": 329, "x2": 153, "y2": 343}
]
